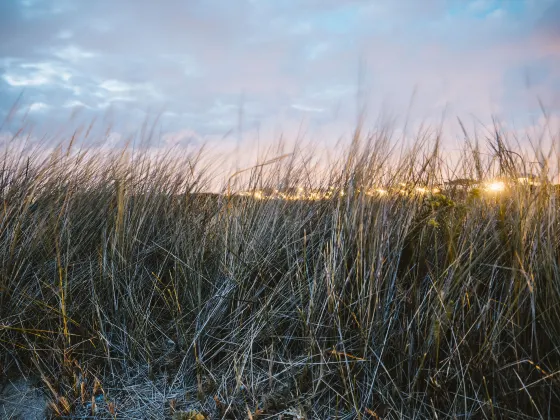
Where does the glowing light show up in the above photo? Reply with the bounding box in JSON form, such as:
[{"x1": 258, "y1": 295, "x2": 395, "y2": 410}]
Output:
[
  {"x1": 235, "y1": 185, "x2": 400, "y2": 200},
  {"x1": 432, "y1": 188, "x2": 441, "y2": 194},
  {"x1": 415, "y1": 187, "x2": 428, "y2": 194},
  {"x1": 517, "y1": 177, "x2": 541, "y2": 186},
  {"x1": 484, "y1": 181, "x2": 506, "y2": 193}
]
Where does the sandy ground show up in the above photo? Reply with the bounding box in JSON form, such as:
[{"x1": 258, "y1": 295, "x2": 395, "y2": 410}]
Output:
[{"x1": 0, "y1": 377, "x2": 46, "y2": 419}]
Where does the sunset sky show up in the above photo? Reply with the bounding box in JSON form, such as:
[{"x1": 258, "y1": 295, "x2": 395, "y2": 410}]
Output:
[{"x1": 1, "y1": 0, "x2": 559, "y2": 152}]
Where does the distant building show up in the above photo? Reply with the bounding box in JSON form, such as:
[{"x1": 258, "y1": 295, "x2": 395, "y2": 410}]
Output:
[{"x1": 443, "y1": 178, "x2": 479, "y2": 190}]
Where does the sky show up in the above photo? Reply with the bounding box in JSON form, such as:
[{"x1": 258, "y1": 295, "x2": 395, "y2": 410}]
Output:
[{"x1": 0, "y1": 0, "x2": 559, "y2": 156}]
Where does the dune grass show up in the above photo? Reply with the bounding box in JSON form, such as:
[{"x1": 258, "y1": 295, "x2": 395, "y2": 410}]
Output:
[{"x1": 0, "y1": 120, "x2": 560, "y2": 419}]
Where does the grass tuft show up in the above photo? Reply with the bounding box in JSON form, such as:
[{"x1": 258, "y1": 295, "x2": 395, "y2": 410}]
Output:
[{"x1": 1, "y1": 120, "x2": 560, "y2": 418}]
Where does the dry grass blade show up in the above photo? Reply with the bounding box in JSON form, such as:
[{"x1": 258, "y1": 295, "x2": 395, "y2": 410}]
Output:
[{"x1": 0, "y1": 118, "x2": 559, "y2": 418}]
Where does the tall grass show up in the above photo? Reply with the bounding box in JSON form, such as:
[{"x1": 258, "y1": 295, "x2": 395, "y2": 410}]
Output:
[{"x1": 1, "y1": 121, "x2": 559, "y2": 419}]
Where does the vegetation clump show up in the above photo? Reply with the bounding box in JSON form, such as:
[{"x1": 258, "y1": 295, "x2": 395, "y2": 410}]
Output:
[{"x1": 1, "y1": 121, "x2": 559, "y2": 418}]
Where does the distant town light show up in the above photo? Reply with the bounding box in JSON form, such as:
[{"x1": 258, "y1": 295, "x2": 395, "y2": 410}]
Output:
[
  {"x1": 517, "y1": 177, "x2": 541, "y2": 186},
  {"x1": 484, "y1": 181, "x2": 506, "y2": 193}
]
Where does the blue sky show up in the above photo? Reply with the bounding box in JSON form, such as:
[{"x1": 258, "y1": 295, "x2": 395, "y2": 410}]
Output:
[{"x1": 0, "y1": 0, "x2": 559, "y2": 150}]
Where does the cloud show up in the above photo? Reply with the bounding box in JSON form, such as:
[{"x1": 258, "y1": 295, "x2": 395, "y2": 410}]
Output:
[
  {"x1": 3, "y1": 73, "x2": 49, "y2": 87},
  {"x1": 532, "y1": 1, "x2": 560, "y2": 53},
  {"x1": 0, "y1": 0, "x2": 557, "y2": 150},
  {"x1": 291, "y1": 104, "x2": 325, "y2": 113},
  {"x1": 99, "y1": 80, "x2": 132, "y2": 93},
  {"x1": 53, "y1": 45, "x2": 96, "y2": 62},
  {"x1": 63, "y1": 100, "x2": 90, "y2": 109},
  {"x1": 2, "y1": 61, "x2": 71, "y2": 87},
  {"x1": 28, "y1": 102, "x2": 49, "y2": 112}
]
